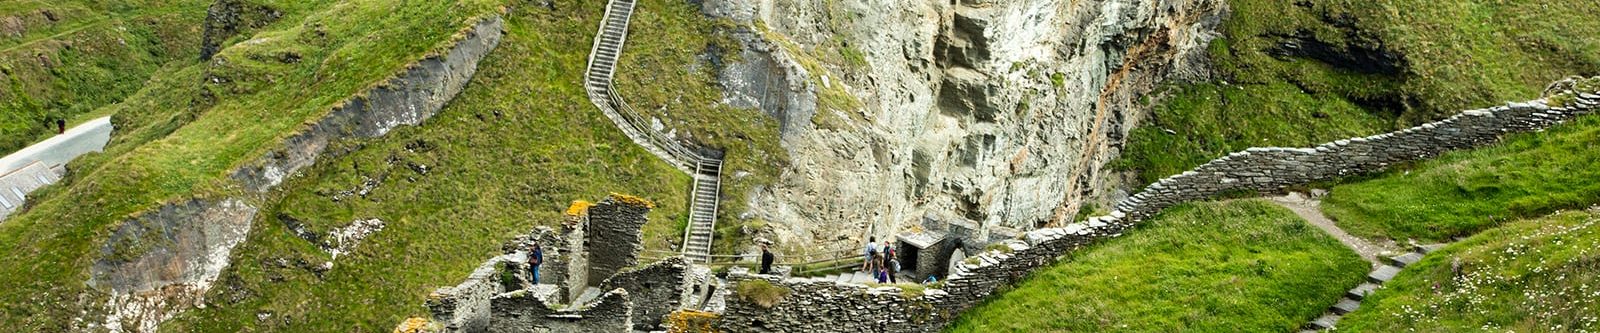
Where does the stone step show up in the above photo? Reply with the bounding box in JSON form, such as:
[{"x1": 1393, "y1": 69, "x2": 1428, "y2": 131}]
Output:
[
  {"x1": 1306, "y1": 313, "x2": 1341, "y2": 330},
  {"x1": 1414, "y1": 243, "x2": 1446, "y2": 254},
  {"x1": 1367, "y1": 265, "x2": 1403, "y2": 284},
  {"x1": 1387, "y1": 252, "x2": 1424, "y2": 268},
  {"x1": 1346, "y1": 283, "x2": 1380, "y2": 300},
  {"x1": 1330, "y1": 298, "x2": 1361, "y2": 315}
]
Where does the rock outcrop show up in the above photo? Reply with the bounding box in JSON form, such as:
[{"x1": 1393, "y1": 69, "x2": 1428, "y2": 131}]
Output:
[
  {"x1": 199, "y1": 0, "x2": 285, "y2": 60},
  {"x1": 702, "y1": 0, "x2": 1226, "y2": 251},
  {"x1": 83, "y1": 16, "x2": 506, "y2": 332}
]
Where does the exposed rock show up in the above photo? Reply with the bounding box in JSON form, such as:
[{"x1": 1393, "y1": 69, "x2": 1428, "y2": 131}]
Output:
[
  {"x1": 705, "y1": 0, "x2": 1227, "y2": 251},
  {"x1": 199, "y1": 0, "x2": 285, "y2": 60},
  {"x1": 89, "y1": 199, "x2": 257, "y2": 333},
  {"x1": 83, "y1": 16, "x2": 507, "y2": 332}
]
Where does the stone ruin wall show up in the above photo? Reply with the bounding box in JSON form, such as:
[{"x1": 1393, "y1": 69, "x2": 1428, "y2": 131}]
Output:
[
  {"x1": 598, "y1": 257, "x2": 689, "y2": 330},
  {"x1": 488, "y1": 288, "x2": 632, "y2": 333},
  {"x1": 411, "y1": 195, "x2": 686, "y2": 333},
  {"x1": 716, "y1": 83, "x2": 1600, "y2": 332},
  {"x1": 581, "y1": 197, "x2": 651, "y2": 287}
]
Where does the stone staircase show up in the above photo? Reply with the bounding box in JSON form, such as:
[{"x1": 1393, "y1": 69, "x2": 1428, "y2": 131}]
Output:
[
  {"x1": 585, "y1": 0, "x2": 725, "y2": 263},
  {"x1": 1301, "y1": 243, "x2": 1446, "y2": 332},
  {"x1": 682, "y1": 159, "x2": 722, "y2": 264}
]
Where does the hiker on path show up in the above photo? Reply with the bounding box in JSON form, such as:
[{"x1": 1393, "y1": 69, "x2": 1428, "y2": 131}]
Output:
[
  {"x1": 861, "y1": 236, "x2": 878, "y2": 272},
  {"x1": 760, "y1": 243, "x2": 776, "y2": 275},
  {"x1": 882, "y1": 240, "x2": 899, "y2": 283},
  {"x1": 528, "y1": 241, "x2": 544, "y2": 284}
]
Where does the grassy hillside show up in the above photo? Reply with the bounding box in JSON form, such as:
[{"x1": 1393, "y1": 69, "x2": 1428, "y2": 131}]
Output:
[
  {"x1": 613, "y1": 1, "x2": 786, "y2": 254},
  {"x1": 1115, "y1": 0, "x2": 1600, "y2": 185},
  {"x1": 1322, "y1": 109, "x2": 1600, "y2": 242},
  {"x1": 948, "y1": 200, "x2": 1368, "y2": 332},
  {"x1": 162, "y1": 0, "x2": 777, "y2": 330},
  {"x1": 0, "y1": 0, "x2": 207, "y2": 155},
  {"x1": 0, "y1": 0, "x2": 503, "y2": 329},
  {"x1": 1337, "y1": 209, "x2": 1600, "y2": 331}
]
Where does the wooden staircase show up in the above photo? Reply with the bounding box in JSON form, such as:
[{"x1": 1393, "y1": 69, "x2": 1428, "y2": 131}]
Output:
[
  {"x1": 682, "y1": 160, "x2": 722, "y2": 263},
  {"x1": 585, "y1": 0, "x2": 723, "y2": 264}
]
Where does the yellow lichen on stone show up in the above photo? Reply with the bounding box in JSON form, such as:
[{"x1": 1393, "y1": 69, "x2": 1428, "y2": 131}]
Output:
[
  {"x1": 565, "y1": 200, "x2": 594, "y2": 216},
  {"x1": 393, "y1": 317, "x2": 432, "y2": 333},
  {"x1": 666, "y1": 310, "x2": 721, "y2": 333},
  {"x1": 609, "y1": 192, "x2": 656, "y2": 209}
]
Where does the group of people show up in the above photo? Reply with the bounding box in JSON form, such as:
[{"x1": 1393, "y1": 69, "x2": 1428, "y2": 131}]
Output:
[{"x1": 860, "y1": 237, "x2": 900, "y2": 283}]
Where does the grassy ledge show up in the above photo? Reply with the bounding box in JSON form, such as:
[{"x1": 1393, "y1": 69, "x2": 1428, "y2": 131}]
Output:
[
  {"x1": 0, "y1": 0, "x2": 501, "y2": 330},
  {"x1": 1322, "y1": 113, "x2": 1600, "y2": 242},
  {"x1": 1115, "y1": 0, "x2": 1600, "y2": 186},
  {"x1": 164, "y1": 1, "x2": 749, "y2": 330},
  {"x1": 0, "y1": 0, "x2": 208, "y2": 155},
  {"x1": 612, "y1": 0, "x2": 787, "y2": 254},
  {"x1": 948, "y1": 200, "x2": 1369, "y2": 332},
  {"x1": 1337, "y1": 209, "x2": 1600, "y2": 331}
]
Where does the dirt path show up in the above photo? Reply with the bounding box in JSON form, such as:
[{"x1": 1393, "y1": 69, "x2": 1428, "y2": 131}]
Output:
[{"x1": 1269, "y1": 192, "x2": 1396, "y2": 266}]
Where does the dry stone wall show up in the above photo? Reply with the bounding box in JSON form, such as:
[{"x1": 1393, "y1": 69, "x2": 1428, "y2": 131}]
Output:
[
  {"x1": 1115, "y1": 96, "x2": 1597, "y2": 220},
  {"x1": 488, "y1": 288, "x2": 633, "y2": 333},
  {"x1": 581, "y1": 197, "x2": 651, "y2": 287},
  {"x1": 717, "y1": 83, "x2": 1600, "y2": 332},
  {"x1": 598, "y1": 257, "x2": 688, "y2": 330}
]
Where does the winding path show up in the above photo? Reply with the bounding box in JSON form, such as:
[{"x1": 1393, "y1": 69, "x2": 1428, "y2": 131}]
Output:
[
  {"x1": 584, "y1": 0, "x2": 722, "y2": 264},
  {"x1": 1268, "y1": 192, "x2": 1394, "y2": 265}
]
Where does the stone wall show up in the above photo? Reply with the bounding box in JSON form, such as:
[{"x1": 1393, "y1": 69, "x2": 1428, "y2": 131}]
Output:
[
  {"x1": 487, "y1": 288, "x2": 633, "y2": 333},
  {"x1": 1114, "y1": 96, "x2": 1597, "y2": 221},
  {"x1": 426, "y1": 255, "x2": 513, "y2": 333},
  {"x1": 715, "y1": 84, "x2": 1600, "y2": 332},
  {"x1": 599, "y1": 257, "x2": 688, "y2": 330},
  {"x1": 581, "y1": 195, "x2": 652, "y2": 287},
  {"x1": 718, "y1": 219, "x2": 1131, "y2": 333}
]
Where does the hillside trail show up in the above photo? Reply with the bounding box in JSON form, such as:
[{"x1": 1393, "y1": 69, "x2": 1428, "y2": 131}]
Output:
[{"x1": 1269, "y1": 192, "x2": 1398, "y2": 266}]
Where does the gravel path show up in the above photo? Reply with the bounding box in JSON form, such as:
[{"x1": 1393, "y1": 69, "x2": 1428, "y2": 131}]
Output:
[{"x1": 1270, "y1": 192, "x2": 1396, "y2": 265}]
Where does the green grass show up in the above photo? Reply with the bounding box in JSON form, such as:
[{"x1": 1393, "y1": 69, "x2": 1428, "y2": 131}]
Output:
[
  {"x1": 0, "y1": 0, "x2": 502, "y2": 330},
  {"x1": 0, "y1": 0, "x2": 207, "y2": 155},
  {"x1": 948, "y1": 200, "x2": 1369, "y2": 332},
  {"x1": 1321, "y1": 112, "x2": 1600, "y2": 242},
  {"x1": 1338, "y1": 209, "x2": 1600, "y2": 332},
  {"x1": 160, "y1": 0, "x2": 769, "y2": 330},
  {"x1": 1115, "y1": 0, "x2": 1600, "y2": 186},
  {"x1": 614, "y1": 0, "x2": 788, "y2": 255}
]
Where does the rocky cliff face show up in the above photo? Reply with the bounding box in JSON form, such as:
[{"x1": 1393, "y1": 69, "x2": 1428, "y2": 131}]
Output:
[{"x1": 703, "y1": 0, "x2": 1224, "y2": 250}]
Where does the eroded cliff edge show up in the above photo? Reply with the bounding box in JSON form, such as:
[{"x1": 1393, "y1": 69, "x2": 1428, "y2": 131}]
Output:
[{"x1": 702, "y1": 0, "x2": 1225, "y2": 250}]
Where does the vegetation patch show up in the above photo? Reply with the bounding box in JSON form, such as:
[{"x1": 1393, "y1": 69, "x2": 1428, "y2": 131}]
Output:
[
  {"x1": 1337, "y1": 209, "x2": 1600, "y2": 331},
  {"x1": 1115, "y1": 0, "x2": 1600, "y2": 186},
  {"x1": 1322, "y1": 114, "x2": 1600, "y2": 242},
  {"x1": 158, "y1": 2, "x2": 727, "y2": 330},
  {"x1": 0, "y1": 0, "x2": 508, "y2": 330},
  {"x1": 948, "y1": 200, "x2": 1369, "y2": 332},
  {"x1": 734, "y1": 279, "x2": 791, "y2": 309},
  {"x1": 613, "y1": 0, "x2": 789, "y2": 255}
]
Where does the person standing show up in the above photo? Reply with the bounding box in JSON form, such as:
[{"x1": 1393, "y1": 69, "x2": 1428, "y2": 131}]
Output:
[
  {"x1": 760, "y1": 243, "x2": 776, "y2": 275},
  {"x1": 56, "y1": 119, "x2": 66, "y2": 134},
  {"x1": 528, "y1": 241, "x2": 544, "y2": 284},
  {"x1": 861, "y1": 236, "x2": 878, "y2": 272}
]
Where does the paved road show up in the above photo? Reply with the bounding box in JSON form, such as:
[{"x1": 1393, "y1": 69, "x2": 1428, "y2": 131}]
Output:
[
  {"x1": 0, "y1": 116, "x2": 113, "y2": 174},
  {"x1": 0, "y1": 116, "x2": 113, "y2": 220}
]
